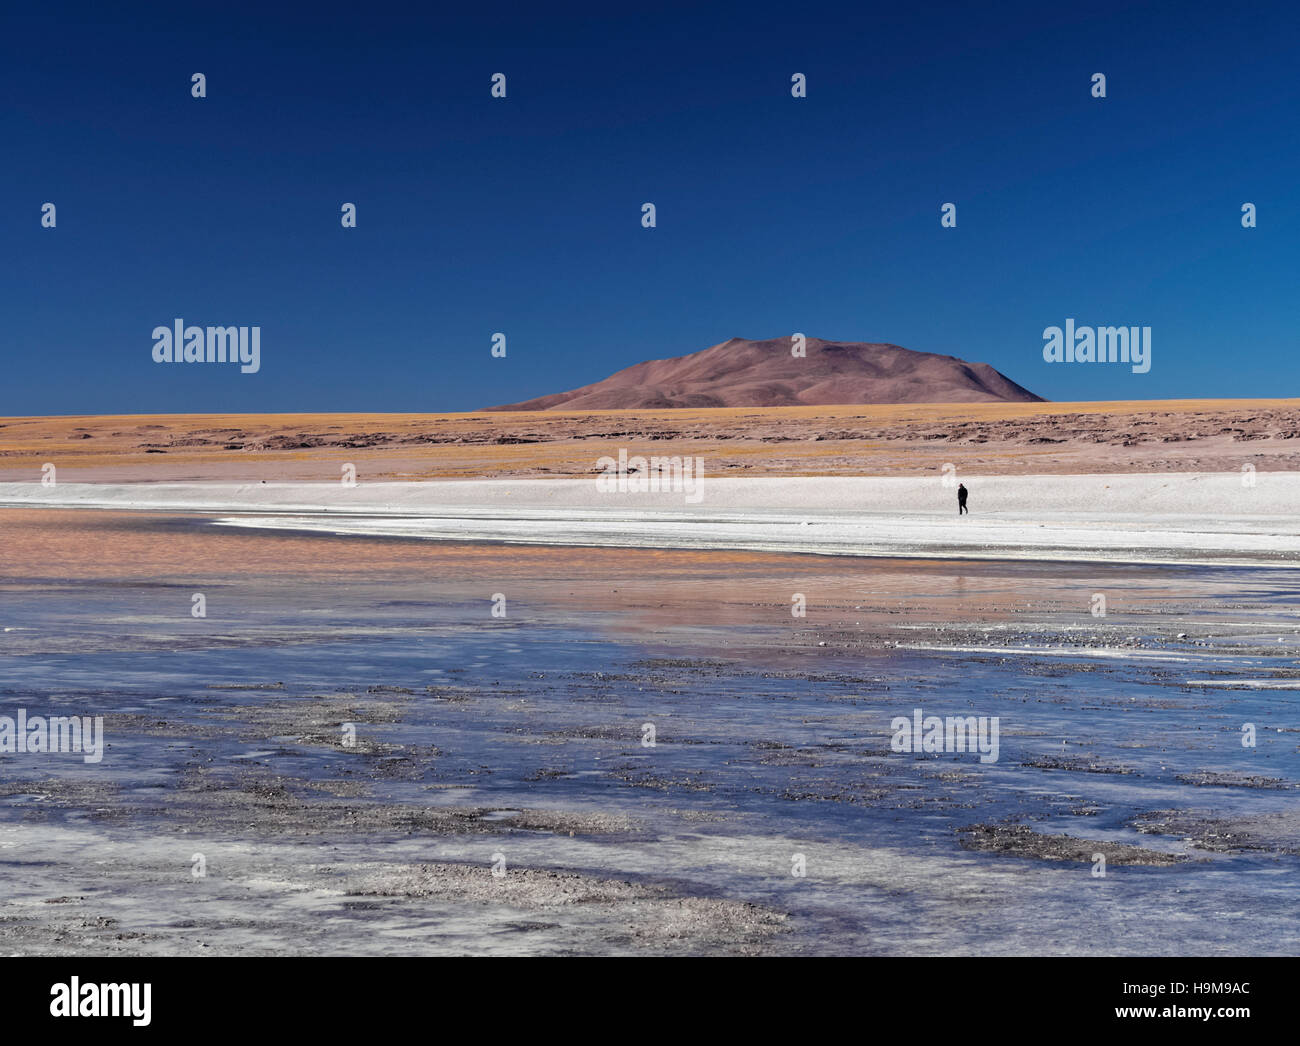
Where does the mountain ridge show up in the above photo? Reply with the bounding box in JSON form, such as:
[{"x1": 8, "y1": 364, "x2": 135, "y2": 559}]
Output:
[{"x1": 484, "y1": 336, "x2": 1044, "y2": 410}]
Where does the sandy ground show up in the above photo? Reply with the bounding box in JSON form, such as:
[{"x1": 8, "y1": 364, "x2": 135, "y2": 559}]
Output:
[
  {"x1": 3, "y1": 473, "x2": 1298, "y2": 567},
  {"x1": 3, "y1": 399, "x2": 1300, "y2": 481}
]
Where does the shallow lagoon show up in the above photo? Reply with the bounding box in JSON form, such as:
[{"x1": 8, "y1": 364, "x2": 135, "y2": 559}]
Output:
[{"x1": 1, "y1": 512, "x2": 1297, "y2": 954}]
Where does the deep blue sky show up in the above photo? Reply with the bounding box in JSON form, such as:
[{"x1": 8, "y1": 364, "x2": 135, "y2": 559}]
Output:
[{"x1": 4, "y1": 0, "x2": 1296, "y2": 414}]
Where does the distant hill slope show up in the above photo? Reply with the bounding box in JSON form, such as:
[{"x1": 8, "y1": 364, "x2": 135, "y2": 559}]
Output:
[{"x1": 484, "y1": 336, "x2": 1044, "y2": 410}]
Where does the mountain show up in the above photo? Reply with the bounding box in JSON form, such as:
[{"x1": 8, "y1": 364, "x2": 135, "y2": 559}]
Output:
[{"x1": 483, "y1": 336, "x2": 1044, "y2": 410}]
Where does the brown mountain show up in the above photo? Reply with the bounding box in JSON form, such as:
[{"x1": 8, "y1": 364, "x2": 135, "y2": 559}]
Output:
[{"x1": 484, "y1": 336, "x2": 1044, "y2": 410}]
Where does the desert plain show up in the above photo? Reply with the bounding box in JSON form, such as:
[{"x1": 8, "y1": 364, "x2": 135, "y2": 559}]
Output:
[{"x1": 1, "y1": 399, "x2": 1299, "y2": 482}]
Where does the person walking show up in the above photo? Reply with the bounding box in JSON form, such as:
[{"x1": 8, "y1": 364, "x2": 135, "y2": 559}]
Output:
[{"x1": 957, "y1": 482, "x2": 968, "y2": 515}]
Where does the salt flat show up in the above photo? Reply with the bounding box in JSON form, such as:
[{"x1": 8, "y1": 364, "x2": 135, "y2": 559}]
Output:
[{"x1": 3, "y1": 473, "x2": 1298, "y2": 566}]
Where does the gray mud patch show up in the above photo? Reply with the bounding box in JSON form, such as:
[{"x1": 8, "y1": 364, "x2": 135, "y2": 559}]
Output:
[
  {"x1": 1, "y1": 768, "x2": 635, "y2": 840},
  {"x1": 341, "y1": 861, "x2": 787, "y2": 952},
  {"x1": 1133, "y1": 809, "x2": 1300, "y2": 855},
  {"x1": 1173, "y1": 772, "x2": 1296, "y2": 790},
  {"x1": 958, "y1": 823, "x2": 1188, "y2": 866},
  {"x1": 1021, "y1": 757, "x2": 1138, "y2": 775}
]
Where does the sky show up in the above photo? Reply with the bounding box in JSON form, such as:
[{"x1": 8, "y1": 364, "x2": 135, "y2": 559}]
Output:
[{"x1": 3, "y1": 0, "x2": 1297, "y2": 414}]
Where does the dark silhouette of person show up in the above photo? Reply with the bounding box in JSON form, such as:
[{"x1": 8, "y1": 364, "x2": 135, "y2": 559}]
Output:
[{"x1": 957, "y1": 483, "x2": 968, "y2": 515}]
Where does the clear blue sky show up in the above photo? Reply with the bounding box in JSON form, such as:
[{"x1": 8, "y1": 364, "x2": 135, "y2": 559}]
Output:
[{"x1": 4, "y1": 0, "x2": 1296, "y2": 414}]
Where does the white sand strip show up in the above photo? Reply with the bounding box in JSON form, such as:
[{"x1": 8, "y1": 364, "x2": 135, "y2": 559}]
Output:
[
  {"x1": 2, "y1": 474, "x2": 1298, "y2": 567},
  {"x1": 895, "y1": 644, "x2": 1217, "y2": 662},
  {"x1": 1184, "y1": 680, "x2": 1300, "y2": 689}
]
